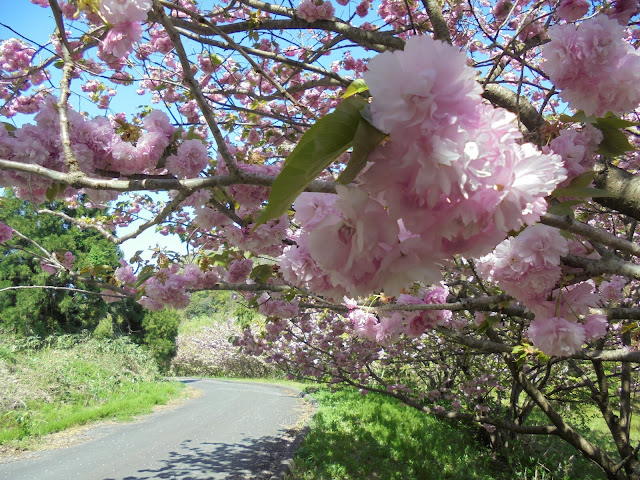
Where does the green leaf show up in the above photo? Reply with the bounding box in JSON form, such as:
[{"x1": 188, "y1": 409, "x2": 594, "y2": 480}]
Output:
[
  {"x1": 1, "y1": 122, "x2": 16, "y2": 134},
  {"x1": 552, "y1": 186, "x2": 615, "y2": 198},
  {"x1": 254, "y1": 96, "x2": 368, "y2": 227},
  {"x1": 537, "y1": 352, "x2": 550, "y2": 363},
  {"x1": 568, "y1": 171, "x2": 596, "y2": 188},
  {"x1": 547, "y1": 201, "x2": 581, "y2": 217},
  {"x1": 558, "y1": 111, "x2": 593, "y2": 124},
  {"x1": 337, "y1": 109, "x2": 387, "y2": 185},
  {"x1": 595, "y1": 126, "x2": 635, "y2": 157},
  {"x1": 595, "y1": 113, "x2": 638, "y2": 129},
  {"x1": 45, "y1": 183, "x2": 65, "y2": 203},
  {"x1": 210, "y1": 53, "x2": 223, "y2": 68},
  {"x1": 250, "y1": 264, "x2": 273, "y2": 283},
  {"x1": 134, "y1": 265, "x2": 156, "y2": 288},
  {"x1": 476, "y1": 315, "x2": 500, "y2": 334},
  {"x1": 342, "y1": 79, "x2": 369, "y2": 99},
  {"x1": 283, "y1": 288, "x2": 297, "y2": 302}
]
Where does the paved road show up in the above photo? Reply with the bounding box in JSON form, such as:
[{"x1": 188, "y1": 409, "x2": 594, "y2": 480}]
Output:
[{"x1": 0, "y1": 379, "x2": 309, "y2": 480}]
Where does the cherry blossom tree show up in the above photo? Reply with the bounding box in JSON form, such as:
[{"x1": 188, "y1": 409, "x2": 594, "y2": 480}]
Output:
[{"x1": 2, "y1": 0, "x2": 640, "y2": 477}]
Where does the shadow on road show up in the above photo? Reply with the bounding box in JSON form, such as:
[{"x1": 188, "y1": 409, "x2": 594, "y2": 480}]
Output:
[{"x1": 102, "y1": 430, "x2": 296, "y2": 480}]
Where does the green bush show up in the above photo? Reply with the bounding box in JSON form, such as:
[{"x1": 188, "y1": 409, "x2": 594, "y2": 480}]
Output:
[
  {"x1": 142, "y1": 309, "x2": 180, "y2": 372},
  {"x1": 93, "y1": 314, "x2": 115, "y2": 339}
]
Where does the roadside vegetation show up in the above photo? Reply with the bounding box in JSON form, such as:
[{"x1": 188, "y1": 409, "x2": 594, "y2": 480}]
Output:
[
  {"x1": 289, "y1": 386, "x2": 608, "y2": 480},
  {"x1": 0, "y1": 334, "x2": 184, "y2": 450}
]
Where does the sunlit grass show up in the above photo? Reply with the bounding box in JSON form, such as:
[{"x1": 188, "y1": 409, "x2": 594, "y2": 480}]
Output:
[
  {"x1": 289, "y1": 386, "x2": 502, "y2": 480},
  {"x1": 0, "y1": 335, "x2": 185, "y2": 448}
]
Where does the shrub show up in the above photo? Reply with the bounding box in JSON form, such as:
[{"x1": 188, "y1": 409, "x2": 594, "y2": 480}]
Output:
[{"x1": 142, "y1": 309, "x2": 180, "y2": 372}]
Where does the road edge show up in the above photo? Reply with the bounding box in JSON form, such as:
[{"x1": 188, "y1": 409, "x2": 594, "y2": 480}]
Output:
[{"x1": 269, "y1": 389, "x2": 318, "y2": 480}]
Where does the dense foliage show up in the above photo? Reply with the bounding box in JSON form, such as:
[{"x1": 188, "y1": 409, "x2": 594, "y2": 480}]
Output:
[
  {"x1": 0, "y1": 191, "x2": 145, "y2": 336},
  {"x1": 0, "y1": 333, "x2": 183, "y2": 445}
]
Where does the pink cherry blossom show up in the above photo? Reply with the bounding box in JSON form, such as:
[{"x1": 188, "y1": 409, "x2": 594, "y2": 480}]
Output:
[
  {"x1": 305, "y1": 186, "x2": 400, "y2": 297},
  {"x1": 556, "y1": 0, "x2": 589, "y2": 22},
  {"x1": 349, "y1": 309, "x2": 378, "y2": 342},
  {"x1": 542, "y1": 15, "x2": 640, "y2": 115},
  {"x1": 226, "y1": 258, "x2": 253, "y2": 283},
  {"x1": 297, "y1": 0, "x2": 335, "y2": 22},
  {"x1": 364, "y1": 35, "x2": 481, "y2": 137},
  {"x1": 583, "y1": 314, "x2": 608, "y2": 341},
  {"x1": 0, "y1": 222, "x2": 13, "y2": 243},
  {"x1": 599, "y1": 275, "x2": 626, "y2": 301},
  {"x1": 144, "y1": 110, "x2": 175, "y2": 137},
  {"x1": 100, "y1": 22, "x2": 143, "y2": 59},
  {"x1": 41, "y1": 261, "x2": 57, "y2": 274},
  {"x1": 62, "y1": 251, "x2": 75, "y2": 269},
  {"x1": 528, "y1": 316, "x2": 586, "y2": 357},
  {"x1": 608, "y1": 0, "x2": 640, "y2": 25},
  {"x1": 166, "y1": 139, "x2": 210, "y2": 178},
  {"x1": 114, "y1": 260, "x2": 137, "y2": 285},
  {"x1": 100, "y1": 0, "x2": 152, "y2": 25},
  {"x1": 549, "y1": 126, "x2": 602, "y2": 183}
]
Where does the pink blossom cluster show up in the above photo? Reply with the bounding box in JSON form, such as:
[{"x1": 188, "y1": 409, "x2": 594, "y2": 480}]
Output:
[
  {"x1": 556, "y1": 0, "x2": 590, "y2": 22},
  {"x1": 527, "y1": 282, "x2": 609, "y2": 357},
  {"x1": 217, "y1": 159, "x2": 281, "y2": 208},
  {"x1": 476, "y1": 224, "x2": 569, "y2": 304},
  {"x1": 477, "y1": 225, "x2": 610, "y2": 356},
  {"x1": 257, "y1": 292, "x2": 300, "y2": 318},
  {"x1": 240, "y1": 309, "x2": 504, "y2": 421},
  {"x1": 297, "y1": 0, "x2": 335, "y2": 22},
  {"x1": 350, "y1": 284, "x2": 453, "y2": 344},
  {"x1": 40, "y1": 251, "x2": 75, "y2": 274},
  {"x1": 217, "y1": 209, "x2": 289, "y2": 257},
  {"x1": 165, "y1": 139, "x2": 210, "y2": 178},
  {"x1": 541, "y1": 15, "x2": 640, "y2": 116},
  {"x1": 100, "y1": 0, "x2": 152, "y2": 24},
  {"x1": 0, "y1": 222, "x2": 14, "y2": 243},
  {"x1": 0, "y1": 98, "x2": 198, "y2": 202},
  {"x1": 98, "y1": 0, "x2": 152, "y2": 68},
  {"x1": 377, "y1": 0, "x2": 428, "y2": 34},
  {"x1": 138, "y1": 263, "x2": 220, "y2": 311},
  {"x1": 548, "y1": 125, "x2": 602, "y2": 183},
  {"x1": 280, "y1": 36, "x2": 566, "y2": 299},
  {"x1": 0, "y1": 38, "x2": 35, "y2": 73}
]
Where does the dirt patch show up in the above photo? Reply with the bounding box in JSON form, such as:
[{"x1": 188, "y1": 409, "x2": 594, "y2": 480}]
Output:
[{"x1": 0, "y1": 384, "x2": 201, "y2": 464}]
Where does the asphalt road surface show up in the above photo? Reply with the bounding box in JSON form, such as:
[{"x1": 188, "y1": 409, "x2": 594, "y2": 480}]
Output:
[{"x1": 0, "y1": 378, "x2": 309, "y2": 480}]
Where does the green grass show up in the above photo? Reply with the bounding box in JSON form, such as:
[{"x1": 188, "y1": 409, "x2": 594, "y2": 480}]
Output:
[
  {"x1": 288, "y1": 384, "x2": 620, "y2": 480},
  {"x1": 0, "y1": 381, "x2": 183, "y2": 444},
  {"x1": 0, "y1": 334, "x2": 185, "y2": 449},
  {"x1": 289, "y1": 386, "x2": 503, "y2": 480}
]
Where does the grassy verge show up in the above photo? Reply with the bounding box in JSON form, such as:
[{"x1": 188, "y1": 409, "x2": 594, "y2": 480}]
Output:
[
  {"x1": 0, "y1": 334, "x2": 185, "y2": 450},
  {"x1": 289, "y1": 386, "x2": 502, "y2": 480},
  {"x1": 289, "y1": 386, "x2": 612, "y2": 480}
]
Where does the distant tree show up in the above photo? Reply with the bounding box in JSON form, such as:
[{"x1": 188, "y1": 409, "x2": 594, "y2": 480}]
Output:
[
  {"x1": 0, "y1": 191, "x2": 144, "y2": 336},
  {"x1": 142, "y1": 308, "x2": 180, "y2": 372}
]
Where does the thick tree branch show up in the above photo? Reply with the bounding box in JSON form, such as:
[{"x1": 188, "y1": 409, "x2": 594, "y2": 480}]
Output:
[
  {"x1": 541, "y1": 213, "x2": 640, "y2": 257},
  {"x1": 421, "y1": 0, "x2": 452, "y2": 44},
  {"x1": 594, "y1": 161, "x2": 640, "y2": 222},
  {"x1": 562, "y1": 253, "x2": 640, "y2": 280},
  {"x1": 0, "y1": 158, "x2": 336, "y2": 193},
  {"x1": 482, "y1": 84, "x2": 546, "y2": 134}
]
